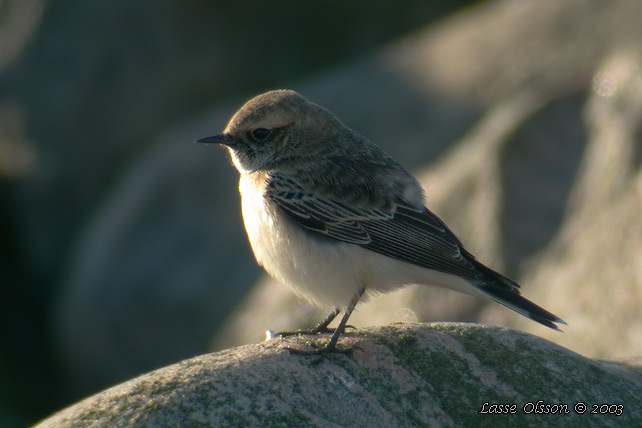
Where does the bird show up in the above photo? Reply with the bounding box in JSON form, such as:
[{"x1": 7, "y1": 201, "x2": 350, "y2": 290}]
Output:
[{"x1": 197, "y1": 89, "x2": 565, "y2": 356}]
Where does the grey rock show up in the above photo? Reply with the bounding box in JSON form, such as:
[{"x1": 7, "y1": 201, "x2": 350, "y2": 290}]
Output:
[{"x1": 35, "y1": 323, "x2": 642, "y2": 428}]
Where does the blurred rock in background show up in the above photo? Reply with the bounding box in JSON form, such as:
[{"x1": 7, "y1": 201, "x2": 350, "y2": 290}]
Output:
[{"x1": 2, "y1": 0, "x2": 642, "y2": 426}]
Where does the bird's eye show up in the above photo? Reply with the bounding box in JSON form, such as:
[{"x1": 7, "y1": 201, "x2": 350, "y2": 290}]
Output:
[{"x1": 249, "y1": 128, "x2": 272, "y2": 142}]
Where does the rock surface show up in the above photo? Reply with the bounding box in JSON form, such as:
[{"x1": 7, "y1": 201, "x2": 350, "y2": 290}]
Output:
[{"x1": 35, "y1": 323, "x2": 641, "y2": 428}]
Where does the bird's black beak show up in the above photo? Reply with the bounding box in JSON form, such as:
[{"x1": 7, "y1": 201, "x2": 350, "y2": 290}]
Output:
[{"x1": 196, "y1": 134, "x2": 234, "y2": 145}]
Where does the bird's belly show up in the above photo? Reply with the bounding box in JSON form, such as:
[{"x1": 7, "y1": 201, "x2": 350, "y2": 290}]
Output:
[{"x1": 241, "y1": 187, "x2": 366, "y2": 308}]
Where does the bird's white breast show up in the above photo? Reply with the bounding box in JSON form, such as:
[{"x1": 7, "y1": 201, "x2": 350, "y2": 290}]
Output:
[{"x1": 238, "y1": 171, "x2": 364, "y2": 308}]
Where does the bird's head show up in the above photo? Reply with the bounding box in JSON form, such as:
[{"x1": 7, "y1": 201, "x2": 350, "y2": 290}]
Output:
[{"x1": 197, "y1": 90, "x2": 339, "y2": 173}]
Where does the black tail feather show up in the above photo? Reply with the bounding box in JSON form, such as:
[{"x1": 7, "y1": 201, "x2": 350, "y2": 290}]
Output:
[
  {"x1": 480, "y1": 285, "x2": 566, "y2": 331},
  {"x1": 469, "y1": 256, "x2": 565, "y2": 331}
]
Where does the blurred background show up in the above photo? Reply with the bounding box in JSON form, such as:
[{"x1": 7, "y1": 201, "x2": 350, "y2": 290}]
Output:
[{"x1": 2, "y1": 0, "x2": 642, "y2": 426}]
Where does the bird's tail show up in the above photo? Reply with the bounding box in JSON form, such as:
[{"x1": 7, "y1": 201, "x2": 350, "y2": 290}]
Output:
[
  {"x1": 474, "y1": 262, "x2": 566, "y2": 331},
  {"x1": 480, "y1": 284, "x2": 566, "y2": 331}
]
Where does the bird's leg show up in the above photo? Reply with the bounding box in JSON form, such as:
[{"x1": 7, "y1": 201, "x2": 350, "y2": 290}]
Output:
[
  {"x1": 277, "y1": 308, "x2": 341, "y2": 337},
  {"x1": 286, "y1": 286, "x2": 365, "y2": 357},
  {"x1": 322, "y1": 287, "x2": 364, "y2": 353}
]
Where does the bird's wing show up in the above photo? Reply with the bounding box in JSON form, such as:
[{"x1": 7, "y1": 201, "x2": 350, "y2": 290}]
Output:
[
  {"x1": 266, "y1": 173, "x2": 492, "y2": 285},
  {"x1": 267, "y1": 173, "x2": 568, "y2": 331}
]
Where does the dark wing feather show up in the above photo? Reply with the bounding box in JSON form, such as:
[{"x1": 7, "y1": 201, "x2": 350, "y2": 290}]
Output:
[
  {"x1": 360, "y1": 206, "x2": 483, "y2": 281},
  {"x1": 267, "y1": 173, "x2": 494, "y2": 286}
]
